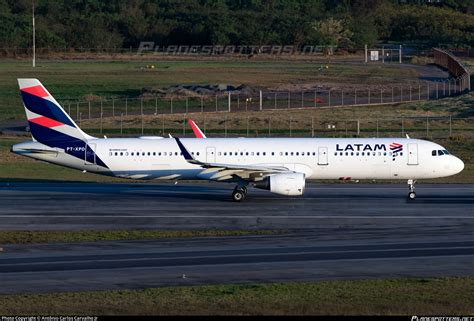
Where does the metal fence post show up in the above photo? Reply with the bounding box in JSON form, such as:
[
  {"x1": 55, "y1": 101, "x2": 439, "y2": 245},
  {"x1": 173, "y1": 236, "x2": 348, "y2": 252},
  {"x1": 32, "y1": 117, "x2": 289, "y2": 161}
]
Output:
[
  {"x1": 170, "y1": 97, "x2": 173, "y2": 114},
  {"x1": 426, "y1": 117, "x2": 429, "y2": 138},
  {"x1": 289, "y1": 116, "x2": 292, "y2": 137},
  {"x1": 76, "y1": 102, "x2": 79, "y2": 120},
  {"x1": 341, "y1": 90, "x2": 344, "y2": 106},
  {"x1": 376, "y1": 119, "x2": 379, "y2": 137},
  {"x1": 268, "y1": 116, "x2": 271, "y2": 137},
  {"x1": 215, "y1": 94, "x2": 218, "y2": 112},
  {"x1": 79, "y1": 112, "x2": 82, "y2": 127},
  {"x1": 246, "y1": 116, "x2": 249, "y2": 137},
  {"x1": 301, "y1": 91, "x2": 304, "y2": 108},
  {"x1": 311, "y1": 117, "x2": 314, "y2": 137},
  {"x1": 314, "y1": 90, "x2": 317, "y2": 108},
  {"x1": 259, "y1": 90, "x2": 263, "y2": 111},
  {"x1": 186, "y1": 97, "x2": 189, "y2": 114},
  {"x1": 401, "y1": 117, "x2": 404, "y2": 136},
  {"x1": 400, "y1": 87, "x2": 403, "y2": 102},
  {"x1": 275, "y1": 92, "x2": 277, "y2": 109},
  {"x1": 449, "y1": 115, "x2": 452, "y2": 137},
  {"x1": 140, "y1": 98, "x2": 143, "y2": 115},
  {"x1": 288, "y1": 92, "x2": 290, "y2": 109},
  {"x1": 68, "y1": 103, "x2": 71, "y2": 116},
  {"x1": 357, "y1": 119, "x2": 360, "y2": 136},
  {"x1": 224, "y1": 115, "x2": 227, "y2": 137},
  {"x1": 328, "y1": 90, "x2": 331, "y2": 107},
  {"x1": 228, "y1": 92, "x2": 231, "y2": 112},
  {"x1": 418, "y1": 84, "x2": 421, "y2": 100},
  {"x1": 112, "y1": 99, "x2": 115, "y2": 117},
  {"x1": 100, "y1": 101, "x2": 103, "y2": 134},
  {"x1": 354, "y1": 89, "x2": 357, "y2": 105},
  {"x1": 183, "y1": 116, "x2": 186, "y2": 135},
  {"x1": 120, "y1": 113, "x2": 123, "y2": 135},
  {"x1": 436, "y1": 82, "x2": 439, "y2": 99},
  {"x1": 427, "y1": 82, "x2": 430, "y2": 100},
  {"x1": 391, "y1": 87, "x2": 394, "y2": 103},
  {"x1": 141, "y1": 113, "x2": 144, "y2": 135},
  {"x1": 409, "y1": 86, "x2": 412, "y2": 101},
  {"x1": 201, "y1": 96, "x2": 204, "y2": 113},
  {"x1": 380, "y1": 88, "x2": 383, "y2": 104},
  {"x1": 155, "y1": 97, "x2": 158, "y2": 115},
  {"x1": 88, "y1": 101, "x2": 91, "y2": 120}
]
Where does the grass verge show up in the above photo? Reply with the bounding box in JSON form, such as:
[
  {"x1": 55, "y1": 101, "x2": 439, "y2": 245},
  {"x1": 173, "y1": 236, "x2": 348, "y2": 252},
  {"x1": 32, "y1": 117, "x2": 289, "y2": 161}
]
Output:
[
  {"x1": 0, "y1": 229, "x2": 284, "y2": 245},
  {"x1": 0, "y1": 277, "x2": 472, "y2": 315}
]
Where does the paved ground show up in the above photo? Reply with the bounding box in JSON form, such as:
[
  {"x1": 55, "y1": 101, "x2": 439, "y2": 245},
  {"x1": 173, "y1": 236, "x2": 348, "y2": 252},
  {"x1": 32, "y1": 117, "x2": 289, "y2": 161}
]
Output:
[{"x1": 0, "y1": 182, "x2": 472, "y2": 294}]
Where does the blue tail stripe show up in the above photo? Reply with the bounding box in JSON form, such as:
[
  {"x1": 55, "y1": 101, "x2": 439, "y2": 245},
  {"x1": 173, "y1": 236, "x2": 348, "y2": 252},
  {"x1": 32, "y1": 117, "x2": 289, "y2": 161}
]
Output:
[
  {"x1": 21, "y1": 91, "x2": 76, "y2": 127},
  {"x1": 28, "y1": 122, "x2": 108, "y2": 169}
]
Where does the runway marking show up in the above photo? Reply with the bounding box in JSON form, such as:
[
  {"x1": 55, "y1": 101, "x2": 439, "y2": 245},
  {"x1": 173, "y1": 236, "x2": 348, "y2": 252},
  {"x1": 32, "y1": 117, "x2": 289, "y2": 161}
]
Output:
[
  {"x1": 0, "y1": 215, "x2": 472, "y2": 218},
  {"x1": 3, "y1": 246, "x2": 472, "y2": 266}
]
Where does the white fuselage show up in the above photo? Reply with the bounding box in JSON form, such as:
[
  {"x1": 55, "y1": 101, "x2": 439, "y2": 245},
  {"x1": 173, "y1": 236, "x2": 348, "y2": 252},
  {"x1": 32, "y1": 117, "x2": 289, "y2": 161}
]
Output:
[{"x1": 12, "y1": 137, "x2": 465, "y2": 181}]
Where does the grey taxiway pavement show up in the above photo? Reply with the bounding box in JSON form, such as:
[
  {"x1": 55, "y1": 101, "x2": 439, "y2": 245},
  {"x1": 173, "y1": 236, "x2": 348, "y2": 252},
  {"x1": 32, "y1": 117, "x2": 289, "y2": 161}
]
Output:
[{"x1": 0, "y1": 182, "x2": 472, "y2": 294}]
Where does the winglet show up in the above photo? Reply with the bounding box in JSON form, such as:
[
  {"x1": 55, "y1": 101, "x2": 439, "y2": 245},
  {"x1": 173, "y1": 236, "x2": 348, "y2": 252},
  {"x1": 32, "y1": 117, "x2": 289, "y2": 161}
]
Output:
[
  {"x1": 188, "y1": 119, "x2": 207, "y2": 138},
  {"x1": 175, "y1": 137, "x2": 195, "y2": 161}
]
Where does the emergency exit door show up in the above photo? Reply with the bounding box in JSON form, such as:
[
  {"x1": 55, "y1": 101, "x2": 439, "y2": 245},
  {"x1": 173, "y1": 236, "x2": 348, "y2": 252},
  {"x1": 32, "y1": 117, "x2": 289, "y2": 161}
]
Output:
[{"x1": 318, "y1": 147, "x2": 328, "y2": 165}]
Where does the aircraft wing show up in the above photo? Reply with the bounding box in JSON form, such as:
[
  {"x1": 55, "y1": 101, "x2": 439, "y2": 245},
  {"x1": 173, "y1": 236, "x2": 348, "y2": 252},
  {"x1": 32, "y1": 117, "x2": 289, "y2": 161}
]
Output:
[{"x1": 175, "y1": 137, "x2": 290, "y2": 181}]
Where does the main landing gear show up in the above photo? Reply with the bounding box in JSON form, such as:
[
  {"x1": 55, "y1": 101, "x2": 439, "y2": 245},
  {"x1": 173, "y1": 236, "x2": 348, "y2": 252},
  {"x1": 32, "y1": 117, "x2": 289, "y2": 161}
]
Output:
[
  {"x1": 232, "y1": 185, "x2": 248, "y2": 202},
  {"x1": 407, "y1": 179, "x2": 416, "y2": 200}
]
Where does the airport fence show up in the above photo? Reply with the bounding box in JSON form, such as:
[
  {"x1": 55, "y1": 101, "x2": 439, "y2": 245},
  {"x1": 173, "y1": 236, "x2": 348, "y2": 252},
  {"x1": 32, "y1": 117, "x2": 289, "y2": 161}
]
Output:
[
  {"x1": 78, "y1": 114, "x2": 474, "y2": 140},
  {"x1": 60, "y1": 74, "x2": 469, "y2": 122},
  {"x1": 52, "y1": 48, "x2": 470, "y2": 132}
]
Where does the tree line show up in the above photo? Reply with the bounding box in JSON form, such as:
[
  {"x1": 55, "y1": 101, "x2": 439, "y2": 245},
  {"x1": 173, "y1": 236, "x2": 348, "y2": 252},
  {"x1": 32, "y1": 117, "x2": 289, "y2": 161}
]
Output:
[{"x1": 0, "y1": 0, "x2": 472, "y2": 50}]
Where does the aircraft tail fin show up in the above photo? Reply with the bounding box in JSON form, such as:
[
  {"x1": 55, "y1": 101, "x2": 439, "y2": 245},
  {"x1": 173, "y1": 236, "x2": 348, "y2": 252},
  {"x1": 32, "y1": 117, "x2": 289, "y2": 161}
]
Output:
[{"x1": 18, "y1": 78, "x2": 93, "y2": 146}]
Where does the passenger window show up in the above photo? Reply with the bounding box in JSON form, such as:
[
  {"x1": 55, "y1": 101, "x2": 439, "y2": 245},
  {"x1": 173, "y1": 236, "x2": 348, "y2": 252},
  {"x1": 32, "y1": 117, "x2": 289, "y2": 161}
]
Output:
[
  {"x1": 361, "y1": 152, "x2": 364, "y2": 156},
  {"x1": 197, "y1": 152, "x2": 200, "y2": 156},
  {"x1": 345, "y1": 152, "x2": 348, "y2": 156},
  {"x1": 263, "y1": 152, "x2": 266, "y2": 156},
  {"x1": 334, "y1": 152, "x2": 337, "y2": 156},
  {"x1": 114, "y1": 152, "x2": 118, "y2": 156},
  {"x1": 257, "y1": 152, "x2": 260, "y2": 156},
  {"x1": 285, "y1": 152, "x2": 288, "y2": 156},
  {"x1": 400, "y1": 152, "x2": 403, "y2": 156},
  {"x1": 120, "y1": 152, "x2": 123, "y2": 156},
  {"x1": 351, "y1": 152, "x2": 354, "y2": 156},
  {"x1": 109, "y1": 152, "x2": 112, "y2": 156},
  {"x1": 131, "y1": 152, "x2": 134, "y2": 156},
  {"x1": 229, "y1": 152, "x2": 232, "y2": 156},
  {"x1": 313, "y1": 152, "x2": 316, "y2": 156}
]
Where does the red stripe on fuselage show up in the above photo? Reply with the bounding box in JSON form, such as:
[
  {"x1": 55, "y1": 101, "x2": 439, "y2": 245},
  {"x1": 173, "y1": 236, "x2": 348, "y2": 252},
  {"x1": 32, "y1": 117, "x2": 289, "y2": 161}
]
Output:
[
  {"x1": 21, "y1": 85, "x2": 49, "y2": 98},
  {"x1": 29, "y1": 116, "x2": 64, "y2": 128}
]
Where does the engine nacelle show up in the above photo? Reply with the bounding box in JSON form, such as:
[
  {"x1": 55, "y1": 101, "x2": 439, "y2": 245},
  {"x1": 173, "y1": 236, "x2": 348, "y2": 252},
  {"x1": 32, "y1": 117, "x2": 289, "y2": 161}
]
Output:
[{"x1": 254, "y1": 172, "x2": 305, "y2": 196}]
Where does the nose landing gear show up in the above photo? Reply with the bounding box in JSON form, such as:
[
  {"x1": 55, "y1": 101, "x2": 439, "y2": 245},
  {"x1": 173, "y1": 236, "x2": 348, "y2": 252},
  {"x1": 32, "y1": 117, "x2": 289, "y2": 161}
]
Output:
[{"x1": 407, "y1": 179, "x2": 416, "y2": 200}]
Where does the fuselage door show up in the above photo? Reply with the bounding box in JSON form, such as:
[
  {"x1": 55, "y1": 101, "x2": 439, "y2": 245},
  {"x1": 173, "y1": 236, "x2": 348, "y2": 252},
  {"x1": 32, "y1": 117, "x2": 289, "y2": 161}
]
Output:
[
  {"x1": 85, "y1": 143, "x2": 96, "y2": 165},
  {"x1": 407, "y1": 143, "x2": 418, "y2": 165},
  {"x1": 318, "y1": 146, "x2": 328, "y2": 165},
  {"x1": 206, "y1": 147, "x2": 216, "y2": 163}
]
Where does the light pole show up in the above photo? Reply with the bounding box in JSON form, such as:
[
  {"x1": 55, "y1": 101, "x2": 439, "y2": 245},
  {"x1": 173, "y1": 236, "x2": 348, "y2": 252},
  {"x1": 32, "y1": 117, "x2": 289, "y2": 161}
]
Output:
[{"x1": 32, "y1": 0, "x2": 36, "y2": 68}]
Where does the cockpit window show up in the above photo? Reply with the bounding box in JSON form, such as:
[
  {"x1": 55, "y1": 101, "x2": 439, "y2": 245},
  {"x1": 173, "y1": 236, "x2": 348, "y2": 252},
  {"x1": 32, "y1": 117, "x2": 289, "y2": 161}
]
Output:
[
  {"x1": 432, "y1": 150, "x2": 436, "y2": 156},
  {"x1": 438, "y1": 150, "x2": 444, "y2": 156},
  {"x1": 443, "y1": 150, "x2": 450, "y2": 155}
]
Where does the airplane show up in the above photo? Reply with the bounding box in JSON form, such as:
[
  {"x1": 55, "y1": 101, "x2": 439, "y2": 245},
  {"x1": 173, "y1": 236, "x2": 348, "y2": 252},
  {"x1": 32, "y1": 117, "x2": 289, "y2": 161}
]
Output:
[{"x1": 11, "y1": 79, "x2": 464, "y2": 201}]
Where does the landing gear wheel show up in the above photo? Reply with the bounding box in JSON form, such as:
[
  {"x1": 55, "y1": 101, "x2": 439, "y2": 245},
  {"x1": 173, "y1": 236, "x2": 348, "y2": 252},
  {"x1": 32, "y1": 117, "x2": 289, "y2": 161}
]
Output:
[
  {"x1": 232, "y1": 189, "x2": 246, "y2": 202},
  {"x1": 407, "y1": 179, "x2": 416, "y2": 201}
]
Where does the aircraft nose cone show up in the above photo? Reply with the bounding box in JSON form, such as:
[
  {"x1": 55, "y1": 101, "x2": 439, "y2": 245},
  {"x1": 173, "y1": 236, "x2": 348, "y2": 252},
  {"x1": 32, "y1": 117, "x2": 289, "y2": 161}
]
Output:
[{"x1": 453, "y1": 157, "x2": 464, "y2": 174}]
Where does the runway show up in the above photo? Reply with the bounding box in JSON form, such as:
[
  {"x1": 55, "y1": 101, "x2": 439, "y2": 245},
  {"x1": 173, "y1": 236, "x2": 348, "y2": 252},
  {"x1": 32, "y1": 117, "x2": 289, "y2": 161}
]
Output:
[{"x1": 0, "y1": 182, "x2": 473, "y2": 294}]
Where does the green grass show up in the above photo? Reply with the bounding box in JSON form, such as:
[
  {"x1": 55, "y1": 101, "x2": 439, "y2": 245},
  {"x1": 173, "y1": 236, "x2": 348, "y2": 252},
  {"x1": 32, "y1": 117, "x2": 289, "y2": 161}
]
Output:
[
  {"x1": 0, "y1": 59, "x2": 422, "y2": 122},
  {"x1": 0, "y1": 229, "x2": 283, "y2": 245},
  {"x1": 0, "y1": 277, "x2": 472, "y2": 315}
]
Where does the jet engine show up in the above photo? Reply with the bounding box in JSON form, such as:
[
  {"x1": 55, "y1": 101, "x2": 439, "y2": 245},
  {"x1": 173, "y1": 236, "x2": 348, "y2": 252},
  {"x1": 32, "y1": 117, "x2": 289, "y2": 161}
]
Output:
[{"x1": 254, "y1": 172, "x2": 305, "y2": 196}]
